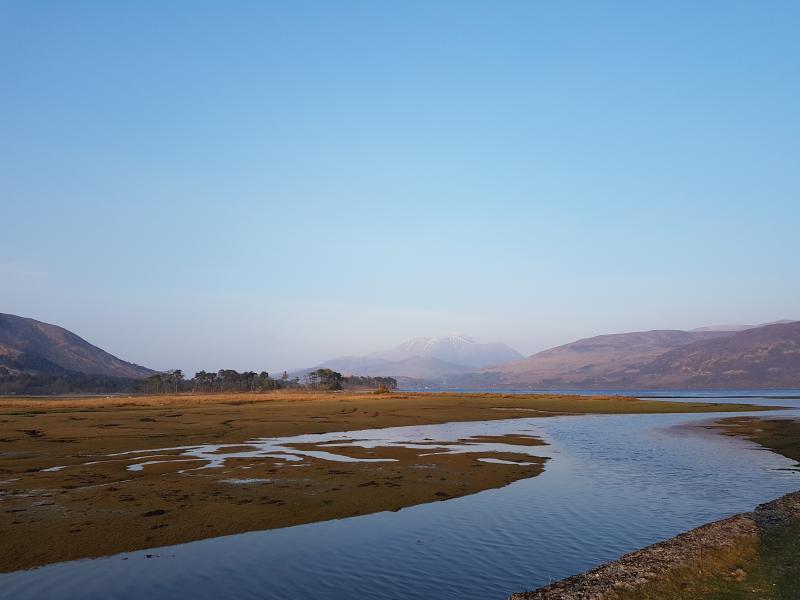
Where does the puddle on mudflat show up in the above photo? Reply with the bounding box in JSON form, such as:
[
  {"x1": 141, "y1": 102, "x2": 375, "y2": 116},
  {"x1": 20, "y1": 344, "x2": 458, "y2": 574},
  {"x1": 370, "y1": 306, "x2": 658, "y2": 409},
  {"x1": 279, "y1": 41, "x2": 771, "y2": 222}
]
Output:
[
  {"x1": 40, "y1": 430, "x2": 550, "y2": 474},
  {"x1": 221, "y1": 478, "x2": 274, "y2": 485}
]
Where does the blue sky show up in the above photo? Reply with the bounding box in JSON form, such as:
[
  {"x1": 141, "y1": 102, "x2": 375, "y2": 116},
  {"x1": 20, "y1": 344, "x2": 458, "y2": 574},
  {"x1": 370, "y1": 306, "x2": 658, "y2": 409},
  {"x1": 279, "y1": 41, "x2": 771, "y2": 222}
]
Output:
[{"x1": 2, "y1": 2, "x2": 798, "y2": 373}]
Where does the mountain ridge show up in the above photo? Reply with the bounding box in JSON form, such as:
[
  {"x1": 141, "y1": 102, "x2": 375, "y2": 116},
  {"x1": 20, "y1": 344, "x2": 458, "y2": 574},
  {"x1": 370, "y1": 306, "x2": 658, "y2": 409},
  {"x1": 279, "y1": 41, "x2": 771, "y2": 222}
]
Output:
[
  {"x1": 370, "y1": 334, "x2": 523, "y2": 369},
  {"x1": 616, "y1": 321, "x2": 800, "y2": 388},
  {"x1": 293, "y1": 354, "x2": 473, "y2": 381},
  {"x1": 489, "y1": 329, "x2": 736, "y2": 385},
  {"x1": 0, "y1": 313, "x2": 154, "y2": 379},
  {"x1": 294, "y1": 334, "x2": 522, "y2": 380},
  {"x1": 3, "y1": 312, "x2": 797, "y2": 389},
  {"x1": 455, "y1": 321, "x2": 800, "y2": 389}
]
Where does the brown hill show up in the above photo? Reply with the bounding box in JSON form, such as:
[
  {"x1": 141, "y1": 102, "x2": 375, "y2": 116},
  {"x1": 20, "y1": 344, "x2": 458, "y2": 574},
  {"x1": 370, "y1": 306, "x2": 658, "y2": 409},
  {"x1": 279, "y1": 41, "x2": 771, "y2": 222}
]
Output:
[
  {"x1": 0, "y1": 313, "x2": 153, "y2": 378},
  {"x1": 491, "y1": 329, "x2": 734, "y2": 387},
  {"x1": 616, "y1": 321, "x2": 800, "y2": 388}
]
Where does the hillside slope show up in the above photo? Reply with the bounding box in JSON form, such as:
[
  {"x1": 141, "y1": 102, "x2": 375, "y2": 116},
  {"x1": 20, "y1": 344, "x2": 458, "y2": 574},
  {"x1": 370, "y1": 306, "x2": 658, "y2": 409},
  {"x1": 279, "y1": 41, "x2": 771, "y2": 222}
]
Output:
[
  {"x1": 0, "y1": 313, "x2": 153, "y2": 378},
  {"x1": 621, "y1": 321, "x2": 800, "y2": 388},
  {"x1": 492, "y1": 329, "x2": 734, "y2": 386}
]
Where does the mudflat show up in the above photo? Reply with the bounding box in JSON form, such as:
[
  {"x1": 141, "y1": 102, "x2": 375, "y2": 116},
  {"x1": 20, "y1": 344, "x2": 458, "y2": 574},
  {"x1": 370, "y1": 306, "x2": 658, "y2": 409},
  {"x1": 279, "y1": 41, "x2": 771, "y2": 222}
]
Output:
[{"x1": 0, "y1": 391, "x2": 770, "y2": 572}]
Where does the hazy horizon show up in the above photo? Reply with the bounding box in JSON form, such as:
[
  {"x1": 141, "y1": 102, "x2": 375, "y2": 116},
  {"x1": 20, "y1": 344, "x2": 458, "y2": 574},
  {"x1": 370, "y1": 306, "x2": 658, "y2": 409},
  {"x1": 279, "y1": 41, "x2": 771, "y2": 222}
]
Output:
[
  {"x1": 3, "y1": 2, "x2": 799, "y2": 374},
  {"x1": 3, "y1": 311, "x2": 797, "y2": 376}
]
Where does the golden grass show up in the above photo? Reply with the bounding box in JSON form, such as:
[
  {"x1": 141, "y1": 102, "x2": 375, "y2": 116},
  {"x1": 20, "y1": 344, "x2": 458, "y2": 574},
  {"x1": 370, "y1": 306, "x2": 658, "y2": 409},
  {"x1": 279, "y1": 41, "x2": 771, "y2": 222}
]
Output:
[
  {"x1": 0, "y1": 390, "x2": 371, "y2": 409},
  {"x1": 0, "y1": 389, "x2": 776, "y2": 413}
]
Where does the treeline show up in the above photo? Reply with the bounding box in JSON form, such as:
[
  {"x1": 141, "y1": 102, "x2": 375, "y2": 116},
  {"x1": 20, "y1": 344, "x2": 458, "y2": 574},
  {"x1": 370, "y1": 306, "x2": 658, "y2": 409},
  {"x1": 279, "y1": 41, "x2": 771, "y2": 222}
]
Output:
[
  {"x1": 0, "y1": 366, "x2": 140, "y2": 395},
  {"x1": 140, "y1": 369, "x2": 300, "y2": 394},
  {"x1": 338, "y1": 374, "x2": 397, "y2": 390},
  {"x1": 141, "y1": 368, "x2": 397, "y2": 394},
  {"x1": 0, "y1": 366, "x2": 397, "y2": 396},
  {"x1": 306, "y1": 368, "x2": 396, "y2": 391}
]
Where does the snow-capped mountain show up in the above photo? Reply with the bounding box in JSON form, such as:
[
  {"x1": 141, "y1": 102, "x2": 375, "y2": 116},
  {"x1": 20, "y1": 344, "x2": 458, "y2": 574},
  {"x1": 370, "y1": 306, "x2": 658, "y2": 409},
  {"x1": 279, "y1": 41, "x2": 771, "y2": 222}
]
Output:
[
  {"x1": 371, "y1": 334, "x2": 523, "y2": 369},
  {"x1": 293, "y1": 334, "x2": 524, "y2": 382},
  {"x1": 302, "y1": 355, "x2": 474, "y2": 380}
]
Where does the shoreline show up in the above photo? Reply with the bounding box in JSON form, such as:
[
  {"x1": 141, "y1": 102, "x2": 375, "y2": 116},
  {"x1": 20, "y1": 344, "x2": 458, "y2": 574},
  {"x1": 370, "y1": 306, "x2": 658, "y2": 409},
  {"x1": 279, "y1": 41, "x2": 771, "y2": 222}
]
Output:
[
  {"x1": 511, "y1": 415, "x2": 800, "y2": 599},
  {"x1": 511, "y1": 490, "x2": 800, "y2": 600}
]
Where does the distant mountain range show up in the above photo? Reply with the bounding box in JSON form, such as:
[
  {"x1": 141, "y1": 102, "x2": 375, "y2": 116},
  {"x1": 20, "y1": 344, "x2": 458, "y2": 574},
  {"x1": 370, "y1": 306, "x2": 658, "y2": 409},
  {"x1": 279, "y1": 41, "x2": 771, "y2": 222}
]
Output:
[
  {"x1": 301, "y1": 321, "x2": 799, "y2": 389},
  {"x1": 618, "y1": 321, "x2": 800, "y2": 388},
  {"x1": 491, "y1": 329, "x2": 734, "y2": 385},
  {"x1": 3, "y1": 312, "x2": 798, "y2": 390},
  {"x1": 689, "y1": 320, "x2": 795, "y2": 333},
  {"x1": 293, "y1": 334, "x2": 522, "y2": 382},
  {"x1": 0, "y1": 313, "x2": 153, "y2": 379},
  {"x1": 370, "y1": 334, "x2": 523, "y2": 368},
  {"x1": 458, "y1": 320, "x2": 800, "y2": 389},
  {"x1": 308, "y1": 355, "x2": 474, "y2": 380}
]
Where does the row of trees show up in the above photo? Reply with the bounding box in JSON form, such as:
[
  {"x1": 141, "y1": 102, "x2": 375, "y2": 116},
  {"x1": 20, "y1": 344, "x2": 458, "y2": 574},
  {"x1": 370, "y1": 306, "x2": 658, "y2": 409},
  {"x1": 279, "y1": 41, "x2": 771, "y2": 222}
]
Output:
[
  {"x1": 305, "y1": 369, "x2": 397, "y2": 391},
  {"x1": 140, "y1": 368, "x2": 397, "y2": 394},
  {"x1": 0, "y1": 366, "x2": 396, "y2": 396},
  {"x1": 194, "y1": 369, "x2": 300, "y2": 392},
  {"x1": 306, "y1": 368, "x2": 343, "y2": 390},
  {"x1": 140, "y1": 369, "x2": 185, "y2": 394},
  {"x1": 140, "y1": 369, "x2": 301, "y2": 394},
  {"x1": 341, "y1": 375, "x2": 398, "y2": 389},
  {"x1": 0, "y1": 366, "x2": 140, "y2": 395}
]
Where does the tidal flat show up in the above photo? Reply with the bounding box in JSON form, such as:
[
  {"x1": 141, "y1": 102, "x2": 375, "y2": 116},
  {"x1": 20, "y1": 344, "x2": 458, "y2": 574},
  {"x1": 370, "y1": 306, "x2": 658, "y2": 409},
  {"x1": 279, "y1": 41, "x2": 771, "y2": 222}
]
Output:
[{"x1": 0, "y1": 391, "x2": 775, "y2": 572}]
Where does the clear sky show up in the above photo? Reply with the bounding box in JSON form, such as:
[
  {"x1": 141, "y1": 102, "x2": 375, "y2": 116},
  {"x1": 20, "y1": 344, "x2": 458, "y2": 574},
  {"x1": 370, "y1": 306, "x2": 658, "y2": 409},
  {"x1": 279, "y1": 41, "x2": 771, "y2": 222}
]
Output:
[{"x1": 2, "y1": 2, "x2": 798, "y2": 374}]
